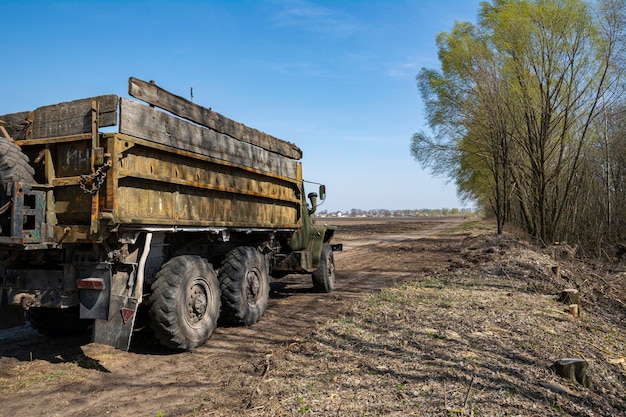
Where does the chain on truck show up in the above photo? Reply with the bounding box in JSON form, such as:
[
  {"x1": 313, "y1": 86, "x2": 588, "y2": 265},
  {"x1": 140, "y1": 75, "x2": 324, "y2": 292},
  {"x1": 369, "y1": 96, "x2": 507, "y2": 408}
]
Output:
[{"x1": 0, "y1": 77, "x2": 341, "y2": 350}]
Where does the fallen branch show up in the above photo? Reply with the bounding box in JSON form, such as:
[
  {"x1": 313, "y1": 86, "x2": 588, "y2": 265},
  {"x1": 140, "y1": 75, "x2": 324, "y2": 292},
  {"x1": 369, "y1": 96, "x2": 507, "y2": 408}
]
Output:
[
  {"x1": 245, "y1": 351, "x2": 273, "y2": 410},
  {"x1": 463, "y1": 375, "x2": 475, "y2": 409}
]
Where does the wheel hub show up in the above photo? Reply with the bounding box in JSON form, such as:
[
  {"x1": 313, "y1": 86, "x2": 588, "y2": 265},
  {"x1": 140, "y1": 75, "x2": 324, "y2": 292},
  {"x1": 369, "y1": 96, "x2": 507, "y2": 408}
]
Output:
[
  {"x1": 187, "y1": 282, "x2": 208, "y2": 323},
  {"x1": 247, "y1": 270, "x2": 260, "y2": 301}
]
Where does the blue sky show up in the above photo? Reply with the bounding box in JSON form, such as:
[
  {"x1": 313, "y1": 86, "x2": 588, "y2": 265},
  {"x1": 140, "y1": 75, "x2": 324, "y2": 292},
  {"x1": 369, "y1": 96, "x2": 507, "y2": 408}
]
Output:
[{"x1": 1, "y1": 0, "x2": 481, "y2": 212}]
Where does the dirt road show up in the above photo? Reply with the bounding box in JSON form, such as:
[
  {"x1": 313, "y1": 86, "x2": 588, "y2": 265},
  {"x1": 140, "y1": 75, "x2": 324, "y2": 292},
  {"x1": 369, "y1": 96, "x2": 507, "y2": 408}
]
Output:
[{"x1": 0, "y1": 217, "x2": 461, "y2": 417}]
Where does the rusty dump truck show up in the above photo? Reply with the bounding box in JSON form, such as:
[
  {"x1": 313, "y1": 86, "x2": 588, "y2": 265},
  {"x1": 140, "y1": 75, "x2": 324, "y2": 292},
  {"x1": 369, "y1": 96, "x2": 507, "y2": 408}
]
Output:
[{"x1": 0, "y1": 77, "x2": 339, "y2": 350}]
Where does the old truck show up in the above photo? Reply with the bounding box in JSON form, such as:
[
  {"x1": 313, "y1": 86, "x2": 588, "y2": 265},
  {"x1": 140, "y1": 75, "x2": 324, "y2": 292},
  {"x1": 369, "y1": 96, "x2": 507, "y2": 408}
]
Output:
[{"x1": 0, "y1": 77, "x2": 339, "y2": 350}]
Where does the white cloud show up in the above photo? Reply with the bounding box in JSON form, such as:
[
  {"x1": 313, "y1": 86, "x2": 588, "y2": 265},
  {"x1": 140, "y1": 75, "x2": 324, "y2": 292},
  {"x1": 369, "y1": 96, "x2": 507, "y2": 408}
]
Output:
[
  {"x1": 386, "y1": 61, "x2": 421, "y2": 79},
  {"x1": 253, "y1": 59, "x2": 329, "y2": 78},
  {"x1": 271, "y1": 0, "x2": 360, "y2": 37}
]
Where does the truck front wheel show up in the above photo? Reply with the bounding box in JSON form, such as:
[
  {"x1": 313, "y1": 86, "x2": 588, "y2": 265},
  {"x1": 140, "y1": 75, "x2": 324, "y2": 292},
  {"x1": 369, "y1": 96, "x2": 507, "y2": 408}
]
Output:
[
  {"x1": 312, "y1": 244, "x2": 335, "y2": 293},
  {"x1": 149, "y1": 256, "x2": 220, "y2": 350},
  {"x1": 219, "y1": 247, "x2": 270, "y2": 326}
]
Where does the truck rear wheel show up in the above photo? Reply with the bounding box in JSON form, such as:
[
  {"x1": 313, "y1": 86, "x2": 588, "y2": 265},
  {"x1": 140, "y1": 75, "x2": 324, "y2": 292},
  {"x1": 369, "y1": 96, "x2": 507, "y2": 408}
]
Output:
[
  {"x1": 219, "y1": 247, "x2": 270, "y2": 326},
  {"x1": 150, "y1": 255, "x2": 220, "y2": 350},
  {"x1": 312, "y1": 244, "x2": 335, "y2": 293},
  {"x1": 26, "y1": 306, "x2": 90, "y2": 337}
]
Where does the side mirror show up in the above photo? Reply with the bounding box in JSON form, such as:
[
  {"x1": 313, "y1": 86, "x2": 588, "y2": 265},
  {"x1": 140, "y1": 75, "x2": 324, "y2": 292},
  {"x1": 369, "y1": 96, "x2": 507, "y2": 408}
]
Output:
[{"x1": 319, "y1": 185, "x2": 326, "y2": 200}]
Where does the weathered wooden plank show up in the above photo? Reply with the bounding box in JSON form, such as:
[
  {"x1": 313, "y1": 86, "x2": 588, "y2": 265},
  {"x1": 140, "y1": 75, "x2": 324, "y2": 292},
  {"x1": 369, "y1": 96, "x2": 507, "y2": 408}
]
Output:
[
  {"x1": 118, "y1": 143, "x2": 301, "y2": 204},
  {"x1": 0, "y1": 95, "x2": 118, "y2": 140},
  {"x1": 119, "y1": 98, "x2": 298, "y2": 179},
  {"x1": 128, "y1": 77, "x2": 302, "y2": 160},
  {"x1": 116, "y1": 184, "x2": 300, "y2": 228},
  {"x1": 0, "y1": 111, "x2": 30, "y2": 140}
]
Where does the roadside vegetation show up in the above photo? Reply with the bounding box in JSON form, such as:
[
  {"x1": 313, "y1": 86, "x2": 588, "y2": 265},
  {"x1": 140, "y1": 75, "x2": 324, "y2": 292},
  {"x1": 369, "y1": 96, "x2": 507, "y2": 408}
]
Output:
[
  {"x1": 242, "y1": 221, "x2": 626, "y2": 417},
  {"x1": 412, "y1": 0, "x2": 626, "y2": 255},
  {"x1": 318, "y1": 208, "x2": 476, "y2": 218}
]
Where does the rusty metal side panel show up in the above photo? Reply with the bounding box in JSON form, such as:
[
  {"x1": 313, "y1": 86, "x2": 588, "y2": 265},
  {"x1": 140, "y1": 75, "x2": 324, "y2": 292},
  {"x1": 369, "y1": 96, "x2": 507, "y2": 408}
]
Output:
[
  {"x1": 14, "y1": 130, "x2": 304, "y2": 243},
  {"x1": 18, "y1": 136, "x2": 95, "y2": 226},
  {"x1": 54, "y1": 187, "x2": 93, "y2": 224},
  {"x1": 56, "y1": 140, "x2": 92, "y2": 177},
  {"x1": 110, "y1": 135, "x2": 303, "y2": 229},
  {"x1": 114, "y1": 183, "x2": 300, "y2": 227}
]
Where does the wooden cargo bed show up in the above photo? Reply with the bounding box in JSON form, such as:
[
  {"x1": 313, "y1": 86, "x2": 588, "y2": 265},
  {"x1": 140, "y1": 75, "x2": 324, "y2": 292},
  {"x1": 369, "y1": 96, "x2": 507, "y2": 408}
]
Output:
[{"x1": 0, "y1": 78, "x2": 305, "y2": 243}]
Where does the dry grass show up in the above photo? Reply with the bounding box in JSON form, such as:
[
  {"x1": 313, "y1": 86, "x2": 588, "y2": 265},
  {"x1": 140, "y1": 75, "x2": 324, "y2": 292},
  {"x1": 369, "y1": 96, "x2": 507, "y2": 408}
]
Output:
[
  {"x1": 242, "y1": 224, "x2": 626, "y2": 417},
  {"x1": 2, "y1": 219, "x2": 624, "y2": 417}
]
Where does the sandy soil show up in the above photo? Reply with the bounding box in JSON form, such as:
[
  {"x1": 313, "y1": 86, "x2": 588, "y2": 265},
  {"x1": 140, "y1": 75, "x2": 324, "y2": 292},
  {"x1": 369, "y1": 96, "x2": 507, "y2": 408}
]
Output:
[{"x1": 1, "y1": 217, "x2": 624, "y2": 417}]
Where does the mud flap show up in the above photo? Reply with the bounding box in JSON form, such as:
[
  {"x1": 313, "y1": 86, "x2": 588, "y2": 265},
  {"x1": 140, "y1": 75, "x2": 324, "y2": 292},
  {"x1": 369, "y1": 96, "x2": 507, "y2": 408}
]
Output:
[
  {"x1": 93, "y1": 294, "x2": 138, "y2": 351},
  {"x1": 78, "y1": 263, "x2": 112, "y2": 319},
  {"x1": 92, "y1": 263, "x2": 139, "y2": 350},
  {"x1": 92, "y1": 232, "x2": 152, "y2": 351}
]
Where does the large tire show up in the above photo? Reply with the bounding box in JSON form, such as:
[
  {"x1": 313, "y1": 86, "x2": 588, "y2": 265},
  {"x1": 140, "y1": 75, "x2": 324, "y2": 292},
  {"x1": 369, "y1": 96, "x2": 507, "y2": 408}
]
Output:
[
  {"x1": 26, "y1": 306, "x2": 91, "y2": 337},
  {"x1": 0, "y1": 137, "x2": 36, "y2": 234},
  {"x1": 149, "y1": 255, "x2": 221, "y2": 350},
  {"x1": 312, "y1": 244, "x2": 335, "y2": 293},
  {"x1": 0, "y1": 137, "x2": 36, "y2": 184},
  {"x1": 219, "y1": 247, "x2": 270, "y2": 326}
]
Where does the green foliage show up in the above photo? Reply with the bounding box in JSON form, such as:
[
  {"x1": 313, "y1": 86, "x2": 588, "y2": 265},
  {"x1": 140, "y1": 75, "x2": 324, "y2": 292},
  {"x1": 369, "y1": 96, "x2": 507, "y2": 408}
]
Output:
[{"x1": 413, "y1": 0, "x2": 626, "y2": 250}]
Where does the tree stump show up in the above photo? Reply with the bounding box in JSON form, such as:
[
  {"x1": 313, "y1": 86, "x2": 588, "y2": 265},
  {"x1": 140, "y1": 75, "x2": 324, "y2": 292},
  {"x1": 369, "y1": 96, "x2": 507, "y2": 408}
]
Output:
[
  {"x1": 557, "y1": 289, "x2": 579, "y2": 305},
  {"x1": 551, "y1": 358, "x2": 592, "y2": 388},
  {"x1": 568, "y1": 304, "x2": 579, "y2": 318}
]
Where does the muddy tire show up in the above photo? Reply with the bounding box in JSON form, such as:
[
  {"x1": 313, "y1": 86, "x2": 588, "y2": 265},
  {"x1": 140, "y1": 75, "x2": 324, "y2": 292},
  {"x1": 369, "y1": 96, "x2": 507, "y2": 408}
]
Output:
[
  {"x1": 150, "y1": 255, "x2": 221, "y2": 350},
  {"x1": 312, "y1": 244, "x2": 335, "y2": 293},
  {"x1": 26, "y1": 306, "x2": 90, "y2": 337},
  {"x1": 219, "y1": 247, "x2": 270, "y2": 326}
]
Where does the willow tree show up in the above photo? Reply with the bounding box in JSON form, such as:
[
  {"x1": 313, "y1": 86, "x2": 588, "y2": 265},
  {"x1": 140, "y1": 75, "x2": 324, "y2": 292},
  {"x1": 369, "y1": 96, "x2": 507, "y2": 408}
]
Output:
[
  {"x1": 411, "y1": 17, "x2": 521, "y2": 234},
  {"x1": 413, "y1": 0, "x2": 626, "y2": 245}
]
